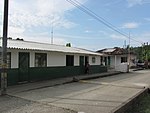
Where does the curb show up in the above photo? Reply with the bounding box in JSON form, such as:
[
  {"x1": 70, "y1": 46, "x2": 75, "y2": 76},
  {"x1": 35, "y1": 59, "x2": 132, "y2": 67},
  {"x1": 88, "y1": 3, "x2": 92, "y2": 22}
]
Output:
[
  {"x1": 72, "y1": 71, "x2": 122, "y2": 82},
  {"x1": 80, "y1": 72, "x2": 122, "y2": 80}
]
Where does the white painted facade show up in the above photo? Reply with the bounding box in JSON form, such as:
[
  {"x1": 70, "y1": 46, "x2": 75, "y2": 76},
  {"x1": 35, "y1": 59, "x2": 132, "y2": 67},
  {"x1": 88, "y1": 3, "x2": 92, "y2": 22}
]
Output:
[
  {"x1": 89, "y1": 56, "x2": 100, "y2": 65},
  {"x1": 109, "y1": 55, "x2": 127, "y2": 67},
  {"x1": 0, "y1": 39, "x2": 104, "y2": 69},
  {"x1": 108, "y1": 54, "x2": 136, "y2": 72},
  {"x1": 6, "y1": 49, "x2": 102, "y2": 69}
]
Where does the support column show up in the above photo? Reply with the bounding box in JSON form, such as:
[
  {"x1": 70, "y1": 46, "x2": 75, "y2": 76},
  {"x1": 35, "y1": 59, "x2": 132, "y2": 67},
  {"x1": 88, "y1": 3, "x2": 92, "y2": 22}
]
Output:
[{"x1": 1, "y1": 0, "x2": 9, "y2": 95}]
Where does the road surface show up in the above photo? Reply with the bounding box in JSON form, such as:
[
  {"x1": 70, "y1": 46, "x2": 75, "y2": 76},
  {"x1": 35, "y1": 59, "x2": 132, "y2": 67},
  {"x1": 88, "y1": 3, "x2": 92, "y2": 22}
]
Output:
[{"x1": 2, "y1": 70, "x2": 150, "y2": 113}]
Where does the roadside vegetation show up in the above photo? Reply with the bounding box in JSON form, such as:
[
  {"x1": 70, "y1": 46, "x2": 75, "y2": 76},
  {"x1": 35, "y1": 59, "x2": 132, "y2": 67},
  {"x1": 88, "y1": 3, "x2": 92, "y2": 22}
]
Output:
[
  {"x1": 130, "y1": 44, "x2": 150, "y2": 69},
  {"x1": 131, "y1": 44, "x2": 150, "y2": 62},
  {"x1": 126, "y1": 93, "x2": 150, "y2": 113}
]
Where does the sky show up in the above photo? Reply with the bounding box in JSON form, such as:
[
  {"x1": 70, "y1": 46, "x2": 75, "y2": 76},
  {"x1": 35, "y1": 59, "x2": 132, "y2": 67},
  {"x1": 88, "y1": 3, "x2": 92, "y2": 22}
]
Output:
[{"x1": 0, "y1": 0, "x2": 150, "y2": 50}]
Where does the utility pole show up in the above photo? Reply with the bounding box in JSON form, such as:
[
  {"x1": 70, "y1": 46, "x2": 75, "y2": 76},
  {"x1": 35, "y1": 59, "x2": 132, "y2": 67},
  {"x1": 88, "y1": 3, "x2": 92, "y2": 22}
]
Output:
[
  {"x1": 1, "y1": 0, "x2": 9, "y2": 95},
  {"x1": 146, "y1": 42, "x2": 148, "y2": 61},
  {"x1": 127, "y1": 31, "x2": 130, "y2": 72}
]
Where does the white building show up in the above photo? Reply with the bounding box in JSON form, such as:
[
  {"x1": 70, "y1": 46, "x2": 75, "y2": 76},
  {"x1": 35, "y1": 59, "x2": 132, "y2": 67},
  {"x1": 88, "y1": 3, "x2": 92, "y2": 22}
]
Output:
[
  {"x1": 97, "y1": 47, "x2": 137, "y2": 72},
  {"x1": 0, "y1": 38, "x2": 107, "y2": 85}
]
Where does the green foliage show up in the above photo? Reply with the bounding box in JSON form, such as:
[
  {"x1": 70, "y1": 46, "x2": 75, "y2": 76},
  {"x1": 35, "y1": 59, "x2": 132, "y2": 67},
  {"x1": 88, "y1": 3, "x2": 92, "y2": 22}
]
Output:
[
  {"x1": 66, "y1": 43, "x2": 71, "y2": 47},
  {"x1": 131, "y1": 44, "x2": 150, "y2": 61}
]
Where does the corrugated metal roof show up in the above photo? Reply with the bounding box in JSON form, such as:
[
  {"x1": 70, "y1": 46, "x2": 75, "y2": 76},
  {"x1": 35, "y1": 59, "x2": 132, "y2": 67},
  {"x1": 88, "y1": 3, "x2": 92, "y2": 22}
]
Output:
[
  {"x1": 102, "y1": 48, "x2": 116, "y2": 53},
  {"x1": 97, "y1": 47, "x2": 129, "y2": 55},
  {"x1": 0, "y1": 38, "x2": 103, "y2": 56}
]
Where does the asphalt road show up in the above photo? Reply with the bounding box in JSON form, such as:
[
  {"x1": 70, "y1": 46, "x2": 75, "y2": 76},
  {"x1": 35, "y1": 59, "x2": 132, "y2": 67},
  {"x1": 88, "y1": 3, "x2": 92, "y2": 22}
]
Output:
[{"x1": 3, "y1": 70, "x2": 150, "y2": 113}]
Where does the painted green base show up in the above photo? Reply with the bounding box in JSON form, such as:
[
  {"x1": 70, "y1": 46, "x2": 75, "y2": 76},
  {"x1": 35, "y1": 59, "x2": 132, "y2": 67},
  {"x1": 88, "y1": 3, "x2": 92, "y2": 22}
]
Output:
[{"x1": 1, "y1": 65, "x2": 107, "y2": 86}]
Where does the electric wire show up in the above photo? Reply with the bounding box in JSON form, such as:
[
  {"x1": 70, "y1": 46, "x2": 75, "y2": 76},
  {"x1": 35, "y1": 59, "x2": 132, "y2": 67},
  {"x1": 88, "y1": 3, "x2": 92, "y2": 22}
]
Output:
[{"x1": 66, "y1": 0, "x2": 144, "y2": 44}]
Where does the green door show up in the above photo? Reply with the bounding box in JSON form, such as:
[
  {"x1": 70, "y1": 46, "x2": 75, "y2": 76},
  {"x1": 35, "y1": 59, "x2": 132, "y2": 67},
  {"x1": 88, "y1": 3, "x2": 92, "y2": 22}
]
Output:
[
  {"x1": 79, "y1": 56, "x2": 84, "y2": 66},
  {"x1": 19, "y1": 52, "x2": 29, "y2": 83}
]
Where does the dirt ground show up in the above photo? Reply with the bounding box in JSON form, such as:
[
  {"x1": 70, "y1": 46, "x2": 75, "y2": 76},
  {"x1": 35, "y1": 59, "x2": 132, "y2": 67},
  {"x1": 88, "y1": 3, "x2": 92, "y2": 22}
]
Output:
[{"x1": 0, "y1": 95, "x2": 76, "y2": 113}]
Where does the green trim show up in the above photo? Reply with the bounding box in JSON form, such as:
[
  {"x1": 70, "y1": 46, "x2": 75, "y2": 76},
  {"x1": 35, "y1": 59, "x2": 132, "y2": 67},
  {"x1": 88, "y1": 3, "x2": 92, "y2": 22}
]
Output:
[
  {"x1": 89, "y1": 65, "x2": 107, "y2": 74},
  {"x1": 7, "y1": 68, "x2": 19, "y2": 86},
  {"x1": 29, "y1": 66, "x2": 85, "y2": 81},
  {"x1": 3, "y1": 65, "x2": 107, "y2": 86}
]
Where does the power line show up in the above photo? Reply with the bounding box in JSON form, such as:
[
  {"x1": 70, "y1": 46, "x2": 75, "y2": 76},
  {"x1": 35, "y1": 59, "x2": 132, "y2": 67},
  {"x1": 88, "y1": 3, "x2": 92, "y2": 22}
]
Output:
[{"x1": 66, "y1": 0, "x2": 144, "y2": 44}]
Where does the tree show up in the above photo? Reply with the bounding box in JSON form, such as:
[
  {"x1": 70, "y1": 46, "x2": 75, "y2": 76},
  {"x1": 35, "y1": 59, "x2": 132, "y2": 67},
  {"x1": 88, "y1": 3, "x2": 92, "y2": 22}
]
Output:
[{"x1": 66, "y1": 43, "x2": 71, "y2": 47}]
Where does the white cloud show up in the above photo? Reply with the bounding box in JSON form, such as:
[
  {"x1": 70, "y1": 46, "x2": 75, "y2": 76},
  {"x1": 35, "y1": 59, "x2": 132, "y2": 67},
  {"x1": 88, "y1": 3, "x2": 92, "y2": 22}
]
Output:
[
  {"x1": 0, "y1": 0, "x2": 85, "y2": 31},
  {"x1": 110, "y1": 34, "x2": 127, "y2": 40},
  {"x1": 127, "y1": 0, "x2": 142, "y2": 7},
  {"x1": 0, "y1": 0, "x2": 86, "y2": 29},
  {"x1": 7, "y1": 0, "x2": 82, "y2": 29},
  {"x1": 25, "y1": 36, "x2": 68, "y2": 45},
  {"x1": 122, "y1": 22, "x2": 139, "y2": 29},
  {"x1": 8, "y1": 26, "x2": 25, "y2": 38},
  {"x1": 127, "y1": 0, "x2": 150, "y2": 7},
  {"x1": 85, "y1": 30, "x2": 92, "y2": 33},
  {"x1": 0, "y1": 0, "x2": 85, "y2": 44},
  {"x1": 0, "y1": 0, "x2": 3, "y2": 11},
  {"x1": 7, "y1": 26, "x2": 68, "y2": 45}
]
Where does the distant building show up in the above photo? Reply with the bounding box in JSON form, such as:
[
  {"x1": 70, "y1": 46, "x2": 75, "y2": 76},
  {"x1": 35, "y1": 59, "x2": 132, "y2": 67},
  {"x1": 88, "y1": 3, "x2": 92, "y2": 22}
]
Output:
[
  {"x1": 97, "y1": 47, "x2": 137, "y2": 71},
  {"x1": 0, "y1": 38, "x2": 107, "y2": 86}
]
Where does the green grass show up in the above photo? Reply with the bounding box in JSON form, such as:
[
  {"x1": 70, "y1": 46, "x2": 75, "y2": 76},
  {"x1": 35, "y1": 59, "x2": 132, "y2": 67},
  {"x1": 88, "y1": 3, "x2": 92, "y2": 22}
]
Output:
[{"x1": 126, "y1": 93, "x2": 150, "y2": 113}]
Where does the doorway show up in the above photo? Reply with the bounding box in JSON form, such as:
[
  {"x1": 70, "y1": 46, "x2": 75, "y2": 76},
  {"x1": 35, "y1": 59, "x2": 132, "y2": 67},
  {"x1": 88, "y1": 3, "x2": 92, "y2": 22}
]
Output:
[{"x1": 18, "y1": 52, "x2": 29, "y2": 83}]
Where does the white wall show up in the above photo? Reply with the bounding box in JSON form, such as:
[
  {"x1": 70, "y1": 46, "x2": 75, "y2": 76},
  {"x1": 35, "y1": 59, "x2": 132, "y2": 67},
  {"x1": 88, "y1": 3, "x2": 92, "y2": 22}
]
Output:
[
  {"x1": 109, "y1": 54, "x2": 129, "y2": 72},
  {"x1": 110, "y1": 56, "x2": 115, "y2": 68},
  {"x1": 115, "y1": 63, "x2": 128, "y2": 72},
  {"x1": 8, "y1": 49, "x2": 34, "y2": 68},
  {"x1": 8, "y1": 49, "x2": 102, "y2": 68},
  {"x1": 110, "y1": 55, "x2": 128, "y2": 68},
  {"x1": 9, "y1": 49, "x2": 18, "y2": 68},
  {"x1": 89, "y1": 56, "x2": 100, "y2": 65}
]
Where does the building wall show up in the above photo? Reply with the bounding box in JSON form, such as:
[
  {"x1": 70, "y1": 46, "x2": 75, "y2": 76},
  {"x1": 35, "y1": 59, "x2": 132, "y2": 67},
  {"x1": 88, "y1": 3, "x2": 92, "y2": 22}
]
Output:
[
  {"x1": 110, "y1": 55, "x2": 128, "y2": 68},
  {"x1": 9, "y1": 49, "x2": 18, "y2": 68},
  {"x1": 4, "y1": 49, "x2": 107, "y2": 86},
  {"x1": 110, "y1": 56, "x2": 115, "y2": 68},
  {"x1": 89, "y1": 56, "x2": 100, "y2": 65},
  {"x1": 8, "y1": 49, "x2": 35, "y2": 68},
  {"x1": 7, "y1": 49, "x2": 102, "y2": 68}
]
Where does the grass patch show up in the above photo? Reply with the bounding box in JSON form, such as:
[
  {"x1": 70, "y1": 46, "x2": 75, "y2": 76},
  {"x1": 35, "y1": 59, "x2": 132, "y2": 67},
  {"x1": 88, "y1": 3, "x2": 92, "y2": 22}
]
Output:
[{"x1": 126, "y1": 93, "x2": 150, "y2": 113}]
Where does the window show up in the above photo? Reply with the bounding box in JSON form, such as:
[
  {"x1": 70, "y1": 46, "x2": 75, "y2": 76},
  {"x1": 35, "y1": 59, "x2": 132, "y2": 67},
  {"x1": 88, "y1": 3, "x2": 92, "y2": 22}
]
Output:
[
  {"x1": 121, "y1": 57, "x2": 127, "y2": 63},
  {"x1": 92, "y1": 57, "x2": 96, "y2": 63},
  {"x1": 35, "y1": 53, "x2": 47, "y2": 67},
  {"x1": 0, "y1": 52, "x2": 11, "y2": 68},
  {"x1": 66, "y1": 55, "x2": 74, "y2": 66}
]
